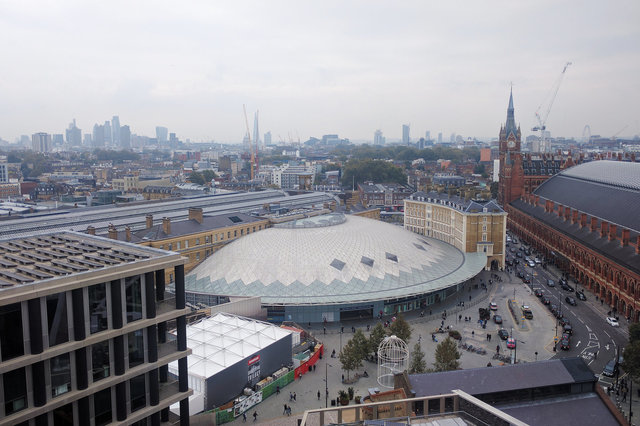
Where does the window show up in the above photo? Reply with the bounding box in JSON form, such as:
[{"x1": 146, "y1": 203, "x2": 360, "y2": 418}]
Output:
[
  {"x1": 130, "y1": 374, "x2": 146, "y2": 412},
  {"x1": 184, "y1": 240, "x2": 188, "y2": 248},
  {"x1": 47, "y1": 293, "x2": 69, "y2": 347},
  {"x1": 241, "y1": 229, "x2": 244, "y2": 235},
  {"x1": 0, "y1": 303, "x2": 24, "y2": 361},
  {"x1": 205, "y1": 235, "x2": 210, "y2": 243},
  {"x1": 196, "y1": 238, "x2": 200, "y2": 245},
  {"x1": 125, "y1": 275, "x2": 142, "y2": 323},
  {"x1": 482, "y1": 234, "x2": 487, "y2": 242},
  {"x1": 53, "y1": 403, "x2": 73, "y2": 425},
  {"x1": 89, "y1": 283, "x2": 108, "y2": 334},
  {"x1": 196, "y1": 253, "x2": 200, "y2": 261},
  {"x1": 483, "y1": 216, "x2": 487, "y2": 222},
  {"x1": 51, "y1": 353, "x2": 71, "y2": 398},
  {"x1": 482, "y1": 225, "x2": 487, "y2": 232},
  {"x1": 227, "y1": 232, "x2": 230, "y2": 239},
  {"x1": 234, "y1": 230, "x2": 237, "y2": 237},
  {"x1": 167, "y1": 243, "x2": 172, "y2": 250},
  {"x1": 169, "y1": 273, "x2": 174, "y2": 282},
  {"x1": 176, "y1": 241, "x2": 181, "y2": 250},
  {"x1": 94, "y1": 387, "x2": 112, "y2": 426},
  {"x1": 92, "y1": 340, "x2": 110, "y2": 382},
  {"x1": 253, "y1": 226, "x2": 256, "y2": 232},
  {"x1": 3, "y1": 367, "x2": 27, "y2": 415},
  {"x1": 128, "y1": 330, "x2": 144, "y2": 368}
]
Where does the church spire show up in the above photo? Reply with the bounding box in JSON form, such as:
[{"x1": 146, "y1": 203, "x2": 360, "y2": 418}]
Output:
[{"x1": 505, "y1": 88, "x2": 517, "y2": 137}]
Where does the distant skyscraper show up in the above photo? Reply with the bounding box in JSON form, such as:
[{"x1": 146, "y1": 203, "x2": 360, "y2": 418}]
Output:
[
  {"x1": 120, "y1": 125, "x2": 131, "y2": 149},
  {"x1": 264, "y1": 131, "x2": 272, "y2": 146},
  {"x1": 52, "y1": 134, "x2": 64, "y2": 146},
  {"x1": 425, "y1": 130, "x2": 431, "y2": 141},
  {"x1": 66, "y1": 119, "x2": 82, "y2": 147},
  {"x1": 402, "y1": 124, "x2": 410, "y2": 145},
  {"x1": 0, "y1": 162, "x2": 8, "y2": 183},
  {"x1": 103, "y1": 121, "x2": 112, "y2": 144},
  {"x1": 83, "y1": 133, "x2": 92, "y2": 146},
  {"x1": 31, "y1": 132, "x2": 52, "y2": 152},
  {"x1": 92, "y1": 124, "x2": 105, "y2": 147},
  {"x1": 253, "y1": 111, "x2": 260, "y2": 151},
  {"x1": 112, "y1": 115, "x2": 120, "y2": 146},
  {"x1": 450, "y1": 133, "x2": 456, "y2": 143},
  {"x1": 438, "y1": 132, "x2": 443, "y2": 144},
  {"x1": 156, "y1": 126, "x2": 168, "y2": 143},
  {"x1": 374, "y1": 129, "x2": 385, "y2": 145}
]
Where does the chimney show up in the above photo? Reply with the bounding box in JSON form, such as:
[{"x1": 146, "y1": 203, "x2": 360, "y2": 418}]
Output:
[
  {"x1": 600, "y1": 221, "x2": 609, "y2": 238},
  {"x1": 572, "y1": 209, "x2": 579, "y2": 224},
  {"x1": 108, "y1": 224, "x2": 117, "y2": 240},
  {"x1": 580, "y1": 213, "x2": 587, "y2": 228},
  {"x1": 557, "y1": 204, "x2": 563, "y2": 218},
  {"x1": 609, "y1": 224, "x2": 617, "y2": 241},
  {"x1": 564, "y1": 207, "x2": 571, "y2": 221},
  {"x1": 125, "y1": 226, "x2": 131, "y2": 242},
  {"x1": 188, "y1": 207, "x2": 203, "y2": 224},
  {"x1": 146, "y1": 214, "x2": 153, "y2": 229},
  {"x1": 86, "y1": 226, "x2": 96, "y2": 235},
  {"x1": 622, "y1": 229, "x2": 630, "y2": 246},
  {"x1": 590, "y1": 217, "x2": 598, "y2": 232},
  {"x1": 548, "y1": 201, "x2": 555, "y2": 213},
  {"x1": 636, "y1": 235, "x2": 640, "y2": 254},
  {"x1": 162, "y1": 217, "x2": 171, "y2": 235},
  {"x1": 535, "y1": 195, "x2": 540, "y2": 206}
]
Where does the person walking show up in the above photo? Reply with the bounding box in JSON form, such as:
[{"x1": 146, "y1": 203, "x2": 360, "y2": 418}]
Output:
[
  {"x1": 317, "y1": 390, "x2": 321, "y2": 400},
  {"x1": 253, "y1": 411, "x2": 258, "y2": 422},
  {"x1": 283, "y1": 404, "x2": 288, "y2": 415},
  {"x1": 242, "y1": 412, "x2": 247, "y2": 422}
]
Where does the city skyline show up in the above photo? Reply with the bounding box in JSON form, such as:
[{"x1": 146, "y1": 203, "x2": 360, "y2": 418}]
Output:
[{"x1": 1, "y1": 1, "x2": 639, "y2": 143}]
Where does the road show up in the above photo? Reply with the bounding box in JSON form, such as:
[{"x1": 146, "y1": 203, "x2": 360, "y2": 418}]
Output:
[{"x1": 507, "y1": 237, "x2": 630, "y2": 389}]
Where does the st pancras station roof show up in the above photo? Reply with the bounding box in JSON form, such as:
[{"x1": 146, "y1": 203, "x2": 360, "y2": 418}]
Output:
[{"x1": 185, "y1": 213, "x2": 486, "y2": 306}]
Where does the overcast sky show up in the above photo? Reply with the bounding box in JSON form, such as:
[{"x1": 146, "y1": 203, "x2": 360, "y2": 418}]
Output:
[{"x1": 1, "y1": 1, "x2": 639, "y2": 144}]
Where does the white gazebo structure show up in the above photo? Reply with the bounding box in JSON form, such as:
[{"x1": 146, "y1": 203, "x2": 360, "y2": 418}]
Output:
[{"x1": 377, "y1": 335, "x2": 409, "y2": 388}]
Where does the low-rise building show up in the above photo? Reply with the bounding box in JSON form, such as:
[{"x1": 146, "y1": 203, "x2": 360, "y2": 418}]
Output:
[{"x1": 358, "y1": 182, "x2": 412, "y2": 210}]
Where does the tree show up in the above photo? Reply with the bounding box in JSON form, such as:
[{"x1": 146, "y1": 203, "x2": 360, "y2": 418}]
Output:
[
  {"x1": 368, "y1": 323, "x2": 387, "y2": 358},
  {"x1": 339, "y1": 337, "x2": 364, "y2": 379},
  {"x1": 388, "y1": 313, "x2": 412, "y2": 343},
  {"x1": 629, "y1": 323, "x2": 640, "y2": 344},
  {"x1": 490, "y1": 182, "x2": 499, "y2": 199},
  {"x1": 188, "y1": 172, "x2": 205, "y2": 185},
  {"x1": 433, "y1": 337, "x2": 461, "y2": 372},
  {"x1": 409, "y1": 343, "x2": 427, "y2": 374},
  {"x1": 623, "y1": 324, "x2": 640, "y2": 380}
]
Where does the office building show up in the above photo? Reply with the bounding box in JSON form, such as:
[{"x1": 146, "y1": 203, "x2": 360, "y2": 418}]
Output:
[
  {"x1": 425, "y1": 130, "x2": 431, "y2": 141},
  {"x1": 156, "y1": 127, "x2": 168, "y2": 144},
  {"x1": 358, "y1": 182, "x2": 412, "y2": 209},
  {"x1": 373, "y1": 129, "x2": 385, "y2": 146},
  {"x1": 103, "y1": 121, "x2": 111, "y2": 144},
  {"x1": 111, "y1": 116, "x2": 120, "y2": 147},
  {"x1": 0, "y1": 231, "x2": 192, "y2": 425},
  {"x1": 92, "y1": 124, "x2": 105, "y2": 148},
  {"x1": 0, "y1": 162, "x2": 8, "y2": 183},
  {"x1": 120, "y1": 125, "x2": 131, "y2": 149},
  {"x1": 31, "y1": 133, "x2": 52, "y2": 153},
  {"x1": 65, "y1": 120, "x2": 82, "y2": 147},
  {"x1": 438, "y1": 132, "x2": 443, "y2": 144},
  {"x1": 264, "y1": 131, "x2": 271, "y2": 147},
  {"x1": 402, "y1": 124, "x2": 410, "y2": 145},
  {"x1": 253, "y1": 111, "x2": 260, "y2": 151}
]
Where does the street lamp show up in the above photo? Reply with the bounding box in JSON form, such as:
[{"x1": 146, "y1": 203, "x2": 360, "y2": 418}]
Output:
[{"x1": 325, "y1": 363, "x2": 333, "y2": 408}]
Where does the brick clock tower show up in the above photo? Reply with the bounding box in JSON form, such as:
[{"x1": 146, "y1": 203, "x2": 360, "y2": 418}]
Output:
[{"x1": 498, "y1": 90, "x2": 524, "y2": 206}]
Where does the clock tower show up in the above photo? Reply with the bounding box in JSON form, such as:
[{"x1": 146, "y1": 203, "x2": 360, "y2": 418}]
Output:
[{"x1": 498, "y1": 89, "x2": 524, "y2": 206}]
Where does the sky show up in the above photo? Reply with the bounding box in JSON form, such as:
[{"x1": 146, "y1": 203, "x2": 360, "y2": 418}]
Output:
[{"x1": 1, "y1": 1, "x2": 639, "y2": 144}]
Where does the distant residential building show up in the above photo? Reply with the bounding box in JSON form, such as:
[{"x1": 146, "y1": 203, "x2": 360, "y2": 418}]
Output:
[
  {"x1": 404, "y1": 191, "x2": 507, "y2": 269},
  {"x1": 437, "y1": 132, "x2": 443, "y2": 144},
  {"x1": 402, "y1": 124, "x2": 410, "y2": 145},
  {"x1": 374, "y1": 129, "x2": 385, "y2": 145},
  {"x1": 432, "y1": 174, "x2": 466, "y2": 188},
  {"x1": 264, "y1": 131, "x2": 272, "y2": 146},
  {"x1": 358, "y1": 182, "x2": 412, "y2": 209},
  {"x1": 65, "y1": 119, "x2": 82, "y2": 146},
  {"x1": 156, "y1": 126, "x2": 168, "y2": 143},
  {"x1": 103, "y1": 120, "x2": 111, "y2": 144},
  {"x1": 0, "y1": 162, "x2": 8, "y2": 182},
  {"x1": 271, "y1": 164, "x2": 314, "y2": 189},
  {"x1": 0, "y1": 183, "x2": 20, "y2": 199},
  {"x1": 31, "y1": 132, "x2": 51, "y2": 152}
]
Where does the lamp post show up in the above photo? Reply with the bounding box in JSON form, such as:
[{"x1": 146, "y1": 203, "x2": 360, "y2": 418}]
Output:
[{"x1": 325, "y1": 363, "x2": 333, "y2": 408}]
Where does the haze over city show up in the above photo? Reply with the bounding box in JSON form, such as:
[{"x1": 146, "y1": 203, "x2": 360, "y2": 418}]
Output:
[{"x1": 1, "y1": 0, "x2": 639, "y2": 143}]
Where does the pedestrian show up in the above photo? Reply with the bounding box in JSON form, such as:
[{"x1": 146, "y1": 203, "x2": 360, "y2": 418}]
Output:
[
  {"x1": 623, "y1": 391, "x2": 627, "y2": 402},
  {"x1": 496, "y1": 345, "x2": 500, "y2": 353},
  {"x1": 289, "y1": 392, "x2": 293, "y2": 401},
  {"x1": 469, "y1": 295, "x2": 472, "y2": 301},
  {"x1": 283, "y1": 404, "x2": 288, "y2": 415},
  {"x1": 293, "y1": 392, "x2": 297, "y2": 401},
  {"x1": 342, "y1": 374, "x2": 344, "y2": 382},
  {"x1": 243, "y1": 412, "x2": 247, "y2": 422},
  {"x1": 276, "y1": 385, "x2": 280, "y2": 395},
  {"x1": 324, "y1": 326, "x2": 326, "y2": 334},
  {"x1": 489, "y1": 334, "x2": 492, "y2": 342},
  {"x1": 287, "y1": 406, "x2": 291, "y2": 416},
  {"x1": 459, "y1": 314, "x2": 462, "y2": 322},
  {"x1": 472, "y1": 330, "x2": 474, "y2": 337},
  {"x1": 594, "y1": 351, "x2": 598, "y2": 360},
  {"x1": 253, "y1": 411, "x2": 258, "y2": 422},
  {"x1": 318, "y1": 390, "x2": 321, "y2": 400}
]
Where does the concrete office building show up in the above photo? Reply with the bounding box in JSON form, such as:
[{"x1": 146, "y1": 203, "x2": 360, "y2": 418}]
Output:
[
  {"x1": 32, "y1": 133, "x2": 52, "y2": 153},
  {"x1": 0, "y1": 231, "x2": 192, "y2": 425}
]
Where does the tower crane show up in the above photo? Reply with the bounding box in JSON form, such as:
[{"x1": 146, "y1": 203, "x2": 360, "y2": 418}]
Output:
[{"x1": 532, "y1": 62, "x2": 572, "y2": 151}]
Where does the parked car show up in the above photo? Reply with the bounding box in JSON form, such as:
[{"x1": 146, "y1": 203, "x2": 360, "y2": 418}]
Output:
[
  {"x1": 565, "y1": 296, "x2": 576, "y2": 306},
  {"x1": 516, "y1": 252, "x2": 523, "y2": 258},
  {"x1": 498, "y1": 329, "x2": 509, "y2": 340},
  {"x1": 517, "y1": 271, "x2": 525, "y2": 279},
  {"x1": 494, "y1": 314, "x2": 503, "y2": 324},
  {"x1": 547, "y1": 279, "x2": 555, "y2": 287},
  {"x1": 489, "y1": 302, "x2": 498, "y2": 311},
  {"x1": 576, "y1": 291, "x2": 587, "y2": 301},
  {"x1": 560, "y1": 334, "x2": 571, "y2": 350},
  {"x1": 528, "y1": 260, "x2": 536, "y2": 267},
  {"x1": 535, "y1": 257, "x2": 542, "y2": 264},
  {"x1": 563, "y1": 324, "x2": 573, "y2": 335},
  {"x1": 559, "y1": 278, "x2": 568, "y2": 286},
  {"x1": 561, "y1": 283, "x2": 575, "y2": 292},
  {"x1": 541, "y1": 296, "x2": 550, "y2": 305},
  {"x1": 559, "y1": 317, "x2": 570, "y2": 326},
  {"x1": 506, "y1": 338, "x2": 516, "y2": 349},
  {"x1": 522, "y1": 275, "x2": 531, "y2": 284},
  {"x1": 606, "y1": 317, "x2": 620, "y2": 327},
  {"x1": 602, "y1": 358, "x2": 619, "y2": 377},
  {"x1": 534, "y1": 288, "x2": 544, "y2": 297}
]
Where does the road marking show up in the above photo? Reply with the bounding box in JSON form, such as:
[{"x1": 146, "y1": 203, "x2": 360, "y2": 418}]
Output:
[
  {"x1": 589, "y1": 333, "x2": 597, "y2": 341},
  {"x1": 586, "y1": 325, "x2": 592, "y2": 333},
  {"x1": 575, "y1": 340, "x2": 581, "y2": 347},
  {"x1": 605, "y1": 344, "x2": 610, "y2": 351}
]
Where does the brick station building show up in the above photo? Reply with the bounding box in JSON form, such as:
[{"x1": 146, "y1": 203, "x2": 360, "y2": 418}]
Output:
[{"x1": 506, "y1": 161, "x2": 640, "y2": 321}]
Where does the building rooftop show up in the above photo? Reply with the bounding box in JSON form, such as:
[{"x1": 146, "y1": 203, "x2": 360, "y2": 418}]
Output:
[
  {"x1": 409, "y1": 191, "x2": 505, "y2": 214},
  {"x1": 0, "y1": 231, "x2": 171, "y2": 290},
  {"x1": 185, "y1": 214, "x2": 486, "y2": 305}
]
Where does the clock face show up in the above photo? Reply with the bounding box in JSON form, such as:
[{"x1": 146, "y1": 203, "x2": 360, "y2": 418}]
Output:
[{"x1": 507, "y1": 140, "x2": 515, "y2": 148}]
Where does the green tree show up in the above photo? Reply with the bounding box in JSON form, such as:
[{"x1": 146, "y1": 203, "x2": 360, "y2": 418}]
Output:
[
  {"x1": 339, "y1": 337, "x2": 363, "y2": 379},
  {"x1": 368, "y1": 323, "x2": 387, "y2": 357},
  {"x1": 490, "y1": 182, "x2": 499, "y2": 199},
  {"x1": 433, "y1": 337, "x2": 461, "y2": 372},
  {"x1": 629, "y1": 323, "x2": 640, "y2": 344},
  {"x1": 350, "y1": 329, "x2": 369, "y2": 362},
  {"x1": 200, "y1": 169, "x2": 217, "y2": 183},
  {"x1": 409, "y1": 343, "x2": 427, "y2": 374},
  {"x1": 388, "y1": 313, "x2": 412, "y2": 343},
  {"x1": 188, "y1": 172, "x2": 205, "y2": 185}
]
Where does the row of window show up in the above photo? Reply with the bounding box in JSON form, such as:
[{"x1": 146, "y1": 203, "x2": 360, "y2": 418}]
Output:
[{"x1": 160, "y1": 224, "x2": 264, "y2": 251}]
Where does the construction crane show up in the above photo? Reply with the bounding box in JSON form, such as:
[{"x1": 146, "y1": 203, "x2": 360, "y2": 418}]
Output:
[
  {"x1": 532, "y1": 62, "x2": 572, "y2": 151},
  {"x1": 611, "y1": 124, "x2": 628, "y2": 141},
  {"x1": 243, "y1": 105, "x2": 256, "y2": 180}
]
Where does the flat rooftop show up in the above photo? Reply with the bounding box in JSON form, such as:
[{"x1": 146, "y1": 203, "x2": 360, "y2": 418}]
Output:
[{"x1": 0, "y1": 231, "x2": 170, "y2": 290}]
